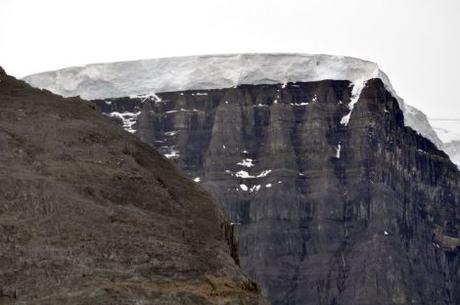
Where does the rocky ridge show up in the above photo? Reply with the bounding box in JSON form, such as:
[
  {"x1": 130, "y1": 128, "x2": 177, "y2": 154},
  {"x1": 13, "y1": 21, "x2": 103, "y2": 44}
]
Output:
[{"x1": 0, "y1": 68, "x2": 267, "y2": 305}]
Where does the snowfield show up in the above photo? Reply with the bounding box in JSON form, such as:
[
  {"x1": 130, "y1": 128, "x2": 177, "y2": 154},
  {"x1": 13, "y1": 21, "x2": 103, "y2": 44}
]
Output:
[
  {"x1": 429, "y1": 119, "x2": 460, "y2": 144},
  {"x1": 429, "y1": 118, "x2": 460, "y2": 167},
  {"x1": 23, "y1": 53, "x2": 441, "y2": 146},
  {"x1": 24, "y1": 53, "x2": 396, "y2": 99}
]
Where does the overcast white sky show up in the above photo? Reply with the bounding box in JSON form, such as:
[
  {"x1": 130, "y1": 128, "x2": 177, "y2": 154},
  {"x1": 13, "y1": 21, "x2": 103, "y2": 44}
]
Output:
[{"x1": 1, "y1": 0, "x2": 459, "y2": 118}]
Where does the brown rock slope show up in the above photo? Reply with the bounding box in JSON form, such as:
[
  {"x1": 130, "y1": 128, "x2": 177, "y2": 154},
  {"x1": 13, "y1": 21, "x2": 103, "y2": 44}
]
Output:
[{"x1": 0, "y1": 67, "x2": 267, "y2": 305}]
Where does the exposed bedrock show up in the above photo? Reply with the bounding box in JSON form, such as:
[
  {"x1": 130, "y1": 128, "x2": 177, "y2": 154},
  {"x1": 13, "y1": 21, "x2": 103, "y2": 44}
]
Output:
[
  {"x1": 0, "y1": 70, "x2": 268, "y2": 305},
  {"x1": 93, "y1": 79, "x2": 460, "y2": 305}
]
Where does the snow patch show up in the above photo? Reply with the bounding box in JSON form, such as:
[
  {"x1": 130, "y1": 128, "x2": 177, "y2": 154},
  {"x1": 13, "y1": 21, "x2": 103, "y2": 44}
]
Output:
[
  {"x1": 131, "y1": 92, "x2": 163, "y2": 103},
  {"x1": 166, "y1": 108, "x2": 199, "y2": 114},
  {"x1": 253, "y1": 103, "x2": 268, "y2": 107},
  {"x1": 290, "y1": 102, "x2": 309, "y2": 106},
  {"x1": 430, "y1": 119, "x2": 460, "y2": 144},
  {"x1": 164, "y1": 131, "x2": 178, "y2": 136},
  {"x1": 340, "y1": 80, "x2": 368, "y2": 126},
  {"x1": 258, "y1": 170, "x2": 272, "y2": 177},
  {"x1": 235, "y1": 170, "x2": 252, "y2": 179},
  {"x1": 164, "y1": 149, "x2": 180, "y2": 159},
  {"x1": 237, "y1": 158, "x2": 255, "y2": 168},
  {"x1": 234, "y1": 169, "x2": 272, "y2": 179},
  {"x1": 336, "y1": 144, "x2": 342, "y2": 158},
  {"x1": 108, "y1": 111, "x2": 141, "y2": 133}
]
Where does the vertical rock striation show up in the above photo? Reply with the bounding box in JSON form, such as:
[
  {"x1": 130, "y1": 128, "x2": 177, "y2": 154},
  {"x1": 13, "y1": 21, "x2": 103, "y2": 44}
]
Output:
[
  {"x1": 92, "y1": 79, "x2": 460, "y2": 305},
  {"x1": 22, "y1": 54, "x2": 460, "y2": 305}
]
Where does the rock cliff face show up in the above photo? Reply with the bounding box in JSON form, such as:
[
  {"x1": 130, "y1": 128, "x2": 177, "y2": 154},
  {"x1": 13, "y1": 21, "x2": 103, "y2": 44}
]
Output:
[
  {"x1": 0, "y1": 69, "x2": 267, "y2": 305},
  {"x1": 23, "y1": 54, "x2": 460, "y2": 305},
  {"x1": 91, "y1": 79, "x2": 460, "y2": 305}
]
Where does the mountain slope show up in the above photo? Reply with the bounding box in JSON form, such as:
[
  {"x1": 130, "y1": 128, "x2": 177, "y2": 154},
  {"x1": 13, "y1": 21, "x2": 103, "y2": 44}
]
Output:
[
  {"x1": 91, "y1": 79, "x2": 460, "y2": 305},
  {"x1": 0, "y1": 67, "x2": 267, "y2": 305},
  {"x1": 22, "y1": 55, "x2": 460, "y2": 305}
]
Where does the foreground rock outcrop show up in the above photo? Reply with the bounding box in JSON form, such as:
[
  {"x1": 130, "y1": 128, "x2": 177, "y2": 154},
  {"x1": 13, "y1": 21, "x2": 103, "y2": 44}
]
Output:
[{"x1": 0, "y1": 67, "x2": 267, "y2": 305}]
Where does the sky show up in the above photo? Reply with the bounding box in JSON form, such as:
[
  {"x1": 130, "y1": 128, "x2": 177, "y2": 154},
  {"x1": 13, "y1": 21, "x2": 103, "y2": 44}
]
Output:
[{"x1": 1, "y1": 0, "x2": 459, "y2": 118}]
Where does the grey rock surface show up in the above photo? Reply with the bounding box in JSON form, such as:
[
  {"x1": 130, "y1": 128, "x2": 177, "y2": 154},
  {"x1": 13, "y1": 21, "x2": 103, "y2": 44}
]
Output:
[{"x1": 93, "y1": 79, "x2": 460, "y2": 305}]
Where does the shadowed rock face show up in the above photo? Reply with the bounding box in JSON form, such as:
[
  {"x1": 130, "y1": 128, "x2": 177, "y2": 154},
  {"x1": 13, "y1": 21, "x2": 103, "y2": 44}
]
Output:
[
  {"x1": 94, "y1": 79, "x2": 460, "y2": 305},
  {"x1": 0, "y1": 70, "x2": 268, "y2": 305}
]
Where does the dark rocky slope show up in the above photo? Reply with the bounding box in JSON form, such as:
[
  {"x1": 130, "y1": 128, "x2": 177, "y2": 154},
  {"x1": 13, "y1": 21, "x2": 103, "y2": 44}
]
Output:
[
  {"x1": 94, "y1": 79, "x2": 460, "y2": 305},
  {"x1": 0, "y1": 67, "x2": 267, "y2": 305}
]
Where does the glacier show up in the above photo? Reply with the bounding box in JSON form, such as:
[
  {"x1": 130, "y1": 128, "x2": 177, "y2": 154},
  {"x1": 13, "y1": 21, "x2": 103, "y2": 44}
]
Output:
[{"x1": 23, "y1": 53, "x2": 442, "y2": 146}]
